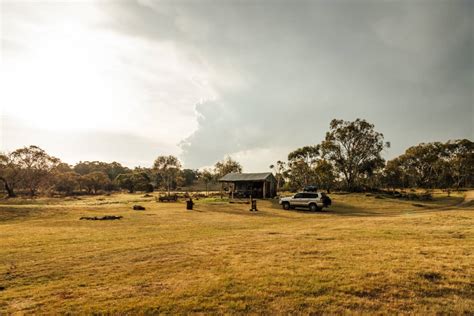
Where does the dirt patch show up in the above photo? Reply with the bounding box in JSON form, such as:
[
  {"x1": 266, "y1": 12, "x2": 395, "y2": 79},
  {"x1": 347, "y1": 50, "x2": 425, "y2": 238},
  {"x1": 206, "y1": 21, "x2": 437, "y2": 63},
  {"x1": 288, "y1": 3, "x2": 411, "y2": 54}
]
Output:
[{"x1": 418, "y1": 271, "x2": 443, "y2": 282}]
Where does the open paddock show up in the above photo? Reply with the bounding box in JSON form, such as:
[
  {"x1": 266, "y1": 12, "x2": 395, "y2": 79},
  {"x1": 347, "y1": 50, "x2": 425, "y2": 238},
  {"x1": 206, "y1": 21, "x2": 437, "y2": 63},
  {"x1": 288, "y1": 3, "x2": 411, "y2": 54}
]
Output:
[{"x1": 0, "y1": 192, "x2": 472, "y2": 314}]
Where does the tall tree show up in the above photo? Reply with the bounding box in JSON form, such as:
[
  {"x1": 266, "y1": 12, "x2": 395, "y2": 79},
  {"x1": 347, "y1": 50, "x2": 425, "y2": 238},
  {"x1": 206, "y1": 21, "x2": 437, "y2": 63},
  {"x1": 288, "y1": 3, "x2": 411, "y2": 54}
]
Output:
[
  {"x1": 10, "y1": 145, "x2": 61, "y2": 196},
  {"x1": 445, "y1": 139, "x2": 474, "y2": 189},
  {"x1": 313, "y1": 160, "x2": 336, "y2": 193},
  {"x1": 320, "y1": 119, "x2": 385, "y2": 191},
  {"x1": 287, "y1": 146, "x2": 320, "y2": 189},
  {"x1": 153, "y1": 155, "x2": 182, "y2": 196},
  {"x1": 270, "y1": 160, "x2": 286, "y2": 192},
  {"x1": 214, "y1": 157, "x2": 242, "y2": 177},
  {"x1": 288, "y1": 146, "x2": 319, "y2": 165},
  {"x1": 0, "y1": 153, "x2": 20, "y2": 197}
]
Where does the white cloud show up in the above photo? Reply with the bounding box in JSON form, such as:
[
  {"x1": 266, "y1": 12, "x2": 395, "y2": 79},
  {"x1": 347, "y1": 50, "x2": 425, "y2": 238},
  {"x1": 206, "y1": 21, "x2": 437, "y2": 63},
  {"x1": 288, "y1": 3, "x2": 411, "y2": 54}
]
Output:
[{"x1": 1, "y1": 1, "x2": 214, "y2": 160}]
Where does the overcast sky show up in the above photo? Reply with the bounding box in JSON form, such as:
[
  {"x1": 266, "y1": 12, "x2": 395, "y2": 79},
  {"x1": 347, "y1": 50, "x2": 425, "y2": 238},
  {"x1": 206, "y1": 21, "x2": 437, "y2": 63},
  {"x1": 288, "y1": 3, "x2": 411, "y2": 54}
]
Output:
[{"x1": 1, "y1": 0, "x2": 472, "y2": 171}]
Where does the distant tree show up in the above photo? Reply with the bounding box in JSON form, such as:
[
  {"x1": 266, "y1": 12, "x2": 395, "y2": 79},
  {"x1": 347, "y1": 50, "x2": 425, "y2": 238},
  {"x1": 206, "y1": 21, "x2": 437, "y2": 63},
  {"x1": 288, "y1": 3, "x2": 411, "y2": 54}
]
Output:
[
  {"x1": 10, "y1": 145, "x2": 61, "y2": 196},
  {"x1": 320, "y1": 119, "x2": 385, "y2": 191},
  {"x1": 382, "y1": 159, "x2": 405, "y2": 190},
  {"x1": 214, "y1": 157, "x2": 242, "y2": 177},
  {"x1": 285, "y1": 159, "x2": 313, "y2": 191},
  {"x1": 313, "y1": 160, "x2": 336, "y2": 193},
  {"x1": 73, "y1": 161, "x2": 130, "y2": 181},
  {"x1": 395, "y1": 142, "x2": 445, "y2": 188},
  {"x1": 73, "y1": 161, "x2": 97, "y2": 175},
  {"x1": 182, "y1": 169, "x2": 199, "y2": 187},
  {"x1": 0, "y1": 153, "x2": 21, "y2": 197},
  {"x1": 270, "y1": 160, "x2": 286, "y2": 192},
  {"x1": 200, "y1": 168, "x2": 215, "y2": 196},
  {"x1": 444, "y1": 139, "x2": 474, "y2": 189},
  {"x1": 54, "y1": 171, "x2": 80, "y2": 195},
  {"x1": 81, "y1": 171, "x2": 111, "y2": 194},
  {"x1": 105, "y1": 162, "x2": 130, "y2": 181},
  {"x1": 54, "y1": 162, "x2": 73, "y2": 173},
  {"x1": 286, "y1": 146, "x2": 320, "y2": 189},
  {"x1": 115, "y1": 172, "x2": 152, "y2": 193},
  {"x1": 386, "y1": 139, "x2": 474, "y2": 189},
  {"x1": 152, "y1": 155, "x2": 182, "y2": 196}
]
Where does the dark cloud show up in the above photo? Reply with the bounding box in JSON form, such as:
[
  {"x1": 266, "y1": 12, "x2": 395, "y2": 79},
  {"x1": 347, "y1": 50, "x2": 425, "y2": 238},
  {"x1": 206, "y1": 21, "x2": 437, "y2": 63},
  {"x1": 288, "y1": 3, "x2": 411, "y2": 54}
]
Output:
[{"x1": 171, "y1": 0, "x2": 473, "y2": 168}]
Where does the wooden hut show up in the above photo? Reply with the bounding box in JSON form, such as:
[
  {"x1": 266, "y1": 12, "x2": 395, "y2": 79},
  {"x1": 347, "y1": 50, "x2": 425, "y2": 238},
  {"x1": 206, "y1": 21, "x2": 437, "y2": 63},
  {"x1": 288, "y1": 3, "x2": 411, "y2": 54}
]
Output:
[{"x1": 219, "y1": 172, "x2": 277, "y2": 199}]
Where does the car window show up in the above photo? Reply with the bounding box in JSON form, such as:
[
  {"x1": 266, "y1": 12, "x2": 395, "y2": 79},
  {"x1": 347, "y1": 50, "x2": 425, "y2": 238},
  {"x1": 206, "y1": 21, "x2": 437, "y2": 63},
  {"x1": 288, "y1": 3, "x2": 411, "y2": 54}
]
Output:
[
  {"x1": 303, "y1": 193, "x2": 317, "y2": 198},
  {"x1": 294, "y1": 193, "x2": 303, "y2": 198}
]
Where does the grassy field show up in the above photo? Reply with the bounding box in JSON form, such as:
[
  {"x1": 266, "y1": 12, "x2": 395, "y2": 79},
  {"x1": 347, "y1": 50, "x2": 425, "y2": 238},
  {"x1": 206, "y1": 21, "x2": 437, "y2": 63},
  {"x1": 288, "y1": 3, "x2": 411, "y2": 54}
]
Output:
[{"x1": 0, "y1": 191, "x2": 473, "y2": 314}]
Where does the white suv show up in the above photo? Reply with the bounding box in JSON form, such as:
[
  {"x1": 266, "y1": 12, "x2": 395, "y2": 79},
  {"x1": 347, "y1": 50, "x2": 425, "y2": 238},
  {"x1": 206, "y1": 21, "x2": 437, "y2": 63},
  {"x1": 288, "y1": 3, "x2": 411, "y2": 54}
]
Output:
[{"x1": 279, "y1": 192, "x2": 331, "y2": 211}]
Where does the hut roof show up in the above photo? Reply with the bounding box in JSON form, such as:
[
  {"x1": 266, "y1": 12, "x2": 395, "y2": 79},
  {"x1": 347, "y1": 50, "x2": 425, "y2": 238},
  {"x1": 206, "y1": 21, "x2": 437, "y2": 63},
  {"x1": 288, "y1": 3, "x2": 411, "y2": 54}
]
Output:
[{"x1": 219, "y1": 172, "x2": 274, "y2": 182}]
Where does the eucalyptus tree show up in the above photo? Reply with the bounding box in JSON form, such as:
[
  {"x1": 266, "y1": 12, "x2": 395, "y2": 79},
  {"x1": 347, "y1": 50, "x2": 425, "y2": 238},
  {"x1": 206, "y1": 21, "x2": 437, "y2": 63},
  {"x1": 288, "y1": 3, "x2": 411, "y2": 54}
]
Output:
[
  {"x1": 10, "y1": 145, "x2": 61, "y2": 196},
  {"x1": 214, "y1": 156, "x2": 242, "y2": 177},
  {"x1": 153, "y1": 155, "x2": 182, "y2": 196},
  {"x1": 320, "y1": 119, "x2": 385, "y2": 191}
]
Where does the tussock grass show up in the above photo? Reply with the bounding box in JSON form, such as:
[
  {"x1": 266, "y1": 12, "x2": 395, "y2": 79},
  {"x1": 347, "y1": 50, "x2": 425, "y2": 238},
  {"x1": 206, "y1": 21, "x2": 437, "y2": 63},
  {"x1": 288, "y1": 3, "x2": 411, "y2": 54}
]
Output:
[{"x1": 0, "y1": 192, "x2": 472, "y2": 314}]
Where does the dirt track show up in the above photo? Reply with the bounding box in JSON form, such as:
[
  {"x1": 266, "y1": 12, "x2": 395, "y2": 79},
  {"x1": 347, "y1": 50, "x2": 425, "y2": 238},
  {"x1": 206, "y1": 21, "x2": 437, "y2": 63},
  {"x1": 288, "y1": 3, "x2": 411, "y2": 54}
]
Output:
[{"x1": 459, "y1": 190, "x2": 474, "y2": 207}]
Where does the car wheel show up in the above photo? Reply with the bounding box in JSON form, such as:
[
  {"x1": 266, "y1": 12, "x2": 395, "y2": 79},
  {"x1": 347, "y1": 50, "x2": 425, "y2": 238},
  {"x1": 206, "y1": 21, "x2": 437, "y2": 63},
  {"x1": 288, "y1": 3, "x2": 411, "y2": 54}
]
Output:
[
  {"x1": 282, "y1": 202, "x2": 290, "y2": 210},
  {"x1": 309, "y1": 203, "x2": 318, "y2": 212}
]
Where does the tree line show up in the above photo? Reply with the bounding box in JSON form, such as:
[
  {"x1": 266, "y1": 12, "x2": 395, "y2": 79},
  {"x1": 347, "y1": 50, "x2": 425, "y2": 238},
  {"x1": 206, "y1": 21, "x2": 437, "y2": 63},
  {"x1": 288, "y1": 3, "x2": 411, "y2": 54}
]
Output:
[
  {"x1": 0, "y1": 147, "x2": 242, "y2": 197},
  {"x1": 273, "y1": 119, "x2": 473, "y2": 192},
  {"x1": 1, "y1": 118, "x2": 472, "y2": 197}
]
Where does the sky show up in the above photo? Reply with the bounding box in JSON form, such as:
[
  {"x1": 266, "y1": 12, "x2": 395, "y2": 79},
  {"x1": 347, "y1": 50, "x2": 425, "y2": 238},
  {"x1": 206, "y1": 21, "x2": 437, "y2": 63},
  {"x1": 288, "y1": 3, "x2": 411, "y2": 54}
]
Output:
[{"x1": 1, "y1": 0, "x2": 472, "y2": 171}]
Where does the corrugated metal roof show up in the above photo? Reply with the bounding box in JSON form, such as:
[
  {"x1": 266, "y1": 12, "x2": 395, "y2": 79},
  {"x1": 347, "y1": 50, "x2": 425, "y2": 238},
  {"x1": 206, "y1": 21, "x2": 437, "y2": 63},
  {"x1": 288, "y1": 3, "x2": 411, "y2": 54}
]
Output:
[{"x1": 219, "y1": 172, "x2": 273, "y2": 182}]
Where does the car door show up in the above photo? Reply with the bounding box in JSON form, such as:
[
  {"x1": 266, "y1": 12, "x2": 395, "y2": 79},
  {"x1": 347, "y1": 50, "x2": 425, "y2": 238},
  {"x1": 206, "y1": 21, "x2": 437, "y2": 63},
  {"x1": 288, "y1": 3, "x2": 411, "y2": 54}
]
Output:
[
  {"x1": 292, "y1": 193, "x2": 304, "y2": 206},
  {"x1": 305, "y1": 193, "x2": 318, "y2": 207},
  {"x1": 311, "y1": 193, "x2": 320, "y2": 205}
]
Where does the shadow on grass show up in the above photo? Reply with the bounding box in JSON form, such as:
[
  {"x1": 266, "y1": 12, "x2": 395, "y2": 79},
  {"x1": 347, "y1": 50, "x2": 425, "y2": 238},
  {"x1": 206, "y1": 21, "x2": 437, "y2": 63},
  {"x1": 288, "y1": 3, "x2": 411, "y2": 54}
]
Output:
[
  {"x1": 264, "y1": 198, "x2": 380, "y2": 217},
  {"x1": 0, "y1": 207, "x2": 37, "y2": 221}
]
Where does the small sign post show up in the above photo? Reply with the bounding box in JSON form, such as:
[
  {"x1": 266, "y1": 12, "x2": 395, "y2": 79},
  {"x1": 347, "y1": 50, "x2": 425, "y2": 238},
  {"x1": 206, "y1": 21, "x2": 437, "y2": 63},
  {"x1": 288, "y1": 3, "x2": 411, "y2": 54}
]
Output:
[
  {"x1": 249, "y1": 196, "x2": 257, "y2": 212},
  {"x1": 186, "y1": 198, "x2": 194, "y2": 210}
]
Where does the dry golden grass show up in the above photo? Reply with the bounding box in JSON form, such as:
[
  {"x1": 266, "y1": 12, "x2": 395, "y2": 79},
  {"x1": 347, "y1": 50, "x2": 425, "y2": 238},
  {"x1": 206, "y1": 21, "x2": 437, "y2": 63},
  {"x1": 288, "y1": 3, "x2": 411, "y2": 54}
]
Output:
[{"x1": 0, "y1": 191, "x2": 472, "y2": 314}]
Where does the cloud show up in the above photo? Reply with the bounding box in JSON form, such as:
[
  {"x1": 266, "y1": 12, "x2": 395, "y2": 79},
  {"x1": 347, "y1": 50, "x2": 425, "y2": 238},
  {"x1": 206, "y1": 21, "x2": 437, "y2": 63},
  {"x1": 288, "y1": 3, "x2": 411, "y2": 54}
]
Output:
[
  {"x1": 1, "y1": 0, "x2": 214, "y2": 160},
  {"x1": 2, "y1": 0, "x2": 472, "y2": 171},
  {"x1": 173, "y1": 1, "x2": 473, "y2": 168}
]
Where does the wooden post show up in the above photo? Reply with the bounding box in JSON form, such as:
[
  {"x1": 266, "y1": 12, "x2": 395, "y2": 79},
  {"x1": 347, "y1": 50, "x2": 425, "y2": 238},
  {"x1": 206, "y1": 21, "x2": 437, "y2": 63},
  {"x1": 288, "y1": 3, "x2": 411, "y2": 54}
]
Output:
[
  {"x1": 249, "y1": 195, "x2": 257, "y2": 211},
  {"x1": 231, "y1": 183, "x2": 234, "y2": 200},
  {"x1": 263, "y1": 181, "x2": 266, "y2": 199}
]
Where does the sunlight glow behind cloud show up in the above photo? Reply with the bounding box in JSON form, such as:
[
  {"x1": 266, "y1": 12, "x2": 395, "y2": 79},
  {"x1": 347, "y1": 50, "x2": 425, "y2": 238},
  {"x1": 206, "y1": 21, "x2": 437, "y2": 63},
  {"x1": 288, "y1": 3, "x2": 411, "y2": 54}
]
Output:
[
  {"x1": 1, "y1": 1, "x2": 215, "y2": 163},
  {"x1": 1, "y1": 1, "x2": 472, "y2": 171}
]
